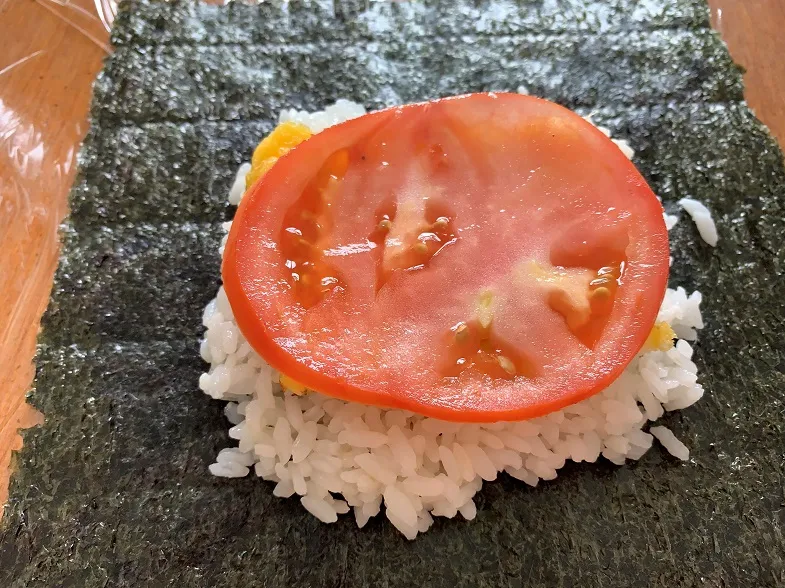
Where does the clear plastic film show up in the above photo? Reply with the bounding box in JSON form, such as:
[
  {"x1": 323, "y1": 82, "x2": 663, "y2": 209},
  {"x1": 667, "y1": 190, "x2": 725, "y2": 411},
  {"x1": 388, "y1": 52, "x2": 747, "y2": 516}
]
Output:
[
  {"x1": 0, "y1": 0, "x2": 269, "y2": 510},
  {"x1": 0, "y1": 0, "x2": 116, "y2": 506}
]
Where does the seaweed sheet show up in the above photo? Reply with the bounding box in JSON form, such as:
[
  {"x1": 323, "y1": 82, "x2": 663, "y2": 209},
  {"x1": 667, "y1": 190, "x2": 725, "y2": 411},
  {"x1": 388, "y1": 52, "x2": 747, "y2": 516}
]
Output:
[{"x1": 2, "y1": 1, "x2": 785, "y2": 586}]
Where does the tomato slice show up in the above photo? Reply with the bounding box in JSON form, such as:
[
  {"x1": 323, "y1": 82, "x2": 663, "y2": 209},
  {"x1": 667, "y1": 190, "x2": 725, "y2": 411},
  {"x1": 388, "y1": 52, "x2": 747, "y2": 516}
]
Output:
[{"x1": 223, "y1": 93, "x2": 669, "y2": 422}]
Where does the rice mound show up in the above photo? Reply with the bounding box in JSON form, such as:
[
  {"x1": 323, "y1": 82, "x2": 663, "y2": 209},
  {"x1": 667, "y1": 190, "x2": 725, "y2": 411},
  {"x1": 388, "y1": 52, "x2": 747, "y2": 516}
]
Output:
[{"x1": 199, "y1": 100, "x2": 707, "y2": 539}]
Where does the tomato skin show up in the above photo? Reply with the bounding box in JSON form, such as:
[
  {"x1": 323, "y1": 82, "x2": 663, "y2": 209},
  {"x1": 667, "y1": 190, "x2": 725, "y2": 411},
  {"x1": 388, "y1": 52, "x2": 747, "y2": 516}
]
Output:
[{"x1": 223, "y1": 93, "x2": 670, "y2": 422}]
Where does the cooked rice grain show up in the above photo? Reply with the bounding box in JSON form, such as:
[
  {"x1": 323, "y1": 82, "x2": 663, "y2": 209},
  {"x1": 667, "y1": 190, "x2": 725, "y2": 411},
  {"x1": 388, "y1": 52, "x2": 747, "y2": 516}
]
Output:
[{"x1": 679, "y1": 198, "x2": 719, "y2": 246}]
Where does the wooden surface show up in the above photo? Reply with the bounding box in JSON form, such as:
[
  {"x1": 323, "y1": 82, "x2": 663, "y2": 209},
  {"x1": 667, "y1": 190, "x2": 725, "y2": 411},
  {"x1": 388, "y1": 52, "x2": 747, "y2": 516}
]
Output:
[
  {"x1": 0, "y1": 0, "x2": 783, "y2": 512},
  {"x1": 709, "y1": 1, "x2": 785, "y2": 147}
]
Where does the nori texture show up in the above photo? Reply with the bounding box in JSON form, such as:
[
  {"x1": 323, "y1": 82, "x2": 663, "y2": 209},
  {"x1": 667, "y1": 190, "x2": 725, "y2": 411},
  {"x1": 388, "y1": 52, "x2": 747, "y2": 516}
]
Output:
[{"x1": 2, "y1": 1, "x2": 785, "y2": 586}]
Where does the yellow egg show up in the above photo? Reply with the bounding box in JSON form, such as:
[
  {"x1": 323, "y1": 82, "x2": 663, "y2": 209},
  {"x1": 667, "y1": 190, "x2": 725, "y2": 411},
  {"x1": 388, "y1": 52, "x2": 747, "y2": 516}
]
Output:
[
  {"x1": 643, "y1": 322, "x2": 676, "y2": 352},
  {"x1": 246, "y1": 121, "x2": 312, "y2": 189},
  {"x1": 279, "y1": 373, "x2": 308, "y2": 395}
]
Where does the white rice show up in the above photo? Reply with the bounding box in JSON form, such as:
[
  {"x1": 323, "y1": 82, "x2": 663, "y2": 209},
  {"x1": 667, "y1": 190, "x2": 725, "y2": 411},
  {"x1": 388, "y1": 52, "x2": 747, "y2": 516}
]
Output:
[
  {"x1": 650, "y1": 426, "x2": 690, "y2": 461},
  {"x1": 228, "y1": 162, "x2": 251, "y2": 206},
  {"x1": 678, "y1": 198, "x2": 718, "y2": 247},
  {"x1": 199, "y1": 100, "x2": 708, "y2": 538},
  {"x1": 582, "y1": 113, "x2": 635, "y2": 160},
  {"x1": 278, "y1": 99, "x2": 367, "y2": 134}
]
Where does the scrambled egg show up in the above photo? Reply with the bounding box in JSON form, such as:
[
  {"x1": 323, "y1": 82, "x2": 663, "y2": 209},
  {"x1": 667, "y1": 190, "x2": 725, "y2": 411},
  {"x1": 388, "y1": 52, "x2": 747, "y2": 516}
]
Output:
[
  {"x1": 279, "y1": 374, "x2": 308, "y2": 396},
  {"x1": 246, "y1": 121, "x2": 312, "y2": 189},
  {"x1": 643, "y1": 322, "x2": 676, "y2": 352}
]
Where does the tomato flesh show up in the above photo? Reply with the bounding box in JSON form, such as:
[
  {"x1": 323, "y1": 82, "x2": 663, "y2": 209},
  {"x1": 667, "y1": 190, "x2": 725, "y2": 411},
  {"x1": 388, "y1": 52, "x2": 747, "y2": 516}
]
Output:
[{"x1": 223, "y1": 93, "x2": 670, "y2": 422}]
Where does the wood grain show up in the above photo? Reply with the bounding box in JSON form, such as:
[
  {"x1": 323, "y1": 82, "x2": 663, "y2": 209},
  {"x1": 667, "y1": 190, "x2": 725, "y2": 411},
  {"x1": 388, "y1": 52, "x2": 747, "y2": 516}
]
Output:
[
  {"x1": 709, "y1": 0, "x2": 785, "y2": 147},
  {"x1": 0, "y1": 0, "x2": 783, "y2": 513}
]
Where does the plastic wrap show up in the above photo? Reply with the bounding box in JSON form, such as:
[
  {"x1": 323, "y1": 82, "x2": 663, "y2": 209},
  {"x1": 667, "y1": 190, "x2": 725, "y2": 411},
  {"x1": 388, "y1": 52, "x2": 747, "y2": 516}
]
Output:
[{"x1": 0, "y1": 0, "x2": 115, "y2": 505}]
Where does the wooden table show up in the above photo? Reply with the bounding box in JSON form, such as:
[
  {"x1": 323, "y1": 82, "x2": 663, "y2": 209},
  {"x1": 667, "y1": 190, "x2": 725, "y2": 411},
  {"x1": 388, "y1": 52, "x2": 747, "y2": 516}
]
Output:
[{"x1": 1, "y1": 0, "x2": 783, "y2": 511}]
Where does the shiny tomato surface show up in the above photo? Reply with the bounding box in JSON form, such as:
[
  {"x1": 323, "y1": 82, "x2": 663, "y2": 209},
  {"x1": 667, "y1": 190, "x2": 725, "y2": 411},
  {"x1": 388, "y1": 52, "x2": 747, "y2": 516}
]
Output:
[{"x1": 223, "y1": 93, "x2": 669, "y2": 422}]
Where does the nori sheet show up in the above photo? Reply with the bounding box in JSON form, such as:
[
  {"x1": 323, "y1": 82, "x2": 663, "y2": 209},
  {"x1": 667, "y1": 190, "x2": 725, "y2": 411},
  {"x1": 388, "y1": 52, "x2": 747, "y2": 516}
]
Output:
[{"x1": 2, "y1": 1, "x2": 785, "y2": 586}]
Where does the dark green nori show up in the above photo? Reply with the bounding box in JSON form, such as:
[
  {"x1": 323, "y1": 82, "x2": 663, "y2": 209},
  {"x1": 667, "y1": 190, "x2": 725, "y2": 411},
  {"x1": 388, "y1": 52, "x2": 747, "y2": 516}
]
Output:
[{"x1": 2, "y1": 1, "x2": 784, "y2": 586}]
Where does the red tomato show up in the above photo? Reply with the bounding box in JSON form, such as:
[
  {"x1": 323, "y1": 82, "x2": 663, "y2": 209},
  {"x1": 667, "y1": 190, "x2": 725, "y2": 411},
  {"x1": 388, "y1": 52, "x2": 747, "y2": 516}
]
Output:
[{"x1": 223, "y1": 93, "x2": 669, "y2": 422}]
